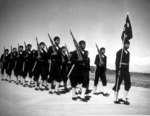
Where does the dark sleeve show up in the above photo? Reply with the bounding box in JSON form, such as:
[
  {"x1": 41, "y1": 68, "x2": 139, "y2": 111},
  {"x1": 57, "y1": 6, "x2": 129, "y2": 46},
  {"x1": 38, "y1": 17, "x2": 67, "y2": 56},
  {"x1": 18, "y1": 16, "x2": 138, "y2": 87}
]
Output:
[
  {"x1": 87, "y1": 57, "x2": 90, "y2": 71},
  {"x1": 0, "y1": 54, "x2": 3, "y2": 62},
  {"x1": 32, "y1": 51, "x2": 38, "y2": 60},
  {"x1": 115, "y1": 50, "x2": 121, "y2": 71},
  {"x1": 105, "y1": 56, "x2": 107, "y2": 69},
  {"x1": 70, "y1": 51, "x2": 78, "y2": 64},
  {"x1": 128, "y1": 51, "x2": 130, "y2": 63},
  {"x1": 94, "y1": 54, "x2": 99, "y2": 66},
  {"x1": 0, "y1": 54, "x2": 5, "y2": 62},
  {"x1": 65, "y1": 55, "x2": 68, "y2": 63},
  {"x1": 48, "y1": 46, "x2": 56, "y2": 59},
  {"x1": 23, "y1": 51, "x2": 27, "y2": 60},
  {"x1": 48, "y1": 46, "x2": 53, "y2": 54},
  {"x1": 128, "y1": 51, "x2": 130, "y2": 69},
  {"x1": 8, "y1": 53, "x2": 11, "y2": 62}
]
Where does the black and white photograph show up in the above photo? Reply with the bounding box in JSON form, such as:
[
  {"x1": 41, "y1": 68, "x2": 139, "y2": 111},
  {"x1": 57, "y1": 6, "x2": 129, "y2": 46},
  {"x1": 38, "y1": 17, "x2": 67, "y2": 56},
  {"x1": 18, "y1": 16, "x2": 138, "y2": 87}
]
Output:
[{"x1": 0, "y1": 0, "x2": 150, "y2": 115}]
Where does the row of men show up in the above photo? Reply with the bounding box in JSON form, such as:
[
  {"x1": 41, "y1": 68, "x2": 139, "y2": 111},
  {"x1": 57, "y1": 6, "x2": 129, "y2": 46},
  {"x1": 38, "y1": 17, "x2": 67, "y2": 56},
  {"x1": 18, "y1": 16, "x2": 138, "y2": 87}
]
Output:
[{"x1": 0, "y1": 36, "x2": 131, "y2": 104}]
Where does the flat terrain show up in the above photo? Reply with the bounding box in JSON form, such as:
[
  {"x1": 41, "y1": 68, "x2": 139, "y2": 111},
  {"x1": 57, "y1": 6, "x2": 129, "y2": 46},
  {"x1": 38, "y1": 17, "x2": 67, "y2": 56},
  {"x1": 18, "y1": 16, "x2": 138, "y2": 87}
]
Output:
[
  {"x1": 90, "y1": 71, "x2": 150, "y2": 88},
  {"x1": 0, "y1": 74, "x2": 150, "y2": 116}
]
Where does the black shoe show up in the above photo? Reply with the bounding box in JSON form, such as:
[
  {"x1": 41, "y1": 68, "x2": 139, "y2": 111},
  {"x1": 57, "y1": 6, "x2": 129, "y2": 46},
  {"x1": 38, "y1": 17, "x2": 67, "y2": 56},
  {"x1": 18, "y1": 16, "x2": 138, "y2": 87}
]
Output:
[
  {"x1": 123, "y1": 100, "x2": 130, "y2": 105},
  {"x1": 45, "y1": 87, "x2": 49, "y2": 91},
  {"x1": 35, "y1": 88, "x2": 39, "y2": 91},
  {"x1": 75, "y1": 92, "x2": 78, "y2": 95},
  {"x1": 28, "y1": 85, "x2": 32, "y2": 88},
  {"x1": 39, "y1": 88, "x2": 44, "y2": 91},
  {"x1": 98, "y1": 92, "x2": 104, "y2": 95},
  {"x1": 119, "y1": 98, "x2": 130, "y2": 105},
  {"x1": 118, "y1": 98, "x2": 124, "y2": 102},
  {"x1": 9, "y1": 80, "x2": 11, "y2": 83},
  {"x1": 85, "y1": 96, "x2": 91, "y2": 100},
  {"x1": 75, "y1": 91, "x2": 81, "y2": 95},
  {"x1": 72, "y1": 97, "x2": 77, "y2": 101},
  {"x1": 85, "y1": 89, "x2": 92, "y2": 94},
  {"x1": 1, "y1": 79, "x2": 4, "y2": 81},
  {"x1": 80, "y1": 98, "x2": 88, "y2": 102},
  {"x1": 54, "y1": 91, "x2": 60, "y2": 95},
  {"x1": 60, "y1": 90, "x2": 66, "y2": 94},
  {"x1": 114, "y1": 100, "x2": 121, "y2": 104},
  {"x1": 103, "y1": 93, "x2": 110, "y2": 97},
  {"x1": 23, "y1": 85, "x2": 26, "y2": 87},
  {"x1": 93, "y1": 92, "x2": 99, "y2": 95},
  {"x1": 49, "y1": 91, "x2": 53, "y2": 94}
]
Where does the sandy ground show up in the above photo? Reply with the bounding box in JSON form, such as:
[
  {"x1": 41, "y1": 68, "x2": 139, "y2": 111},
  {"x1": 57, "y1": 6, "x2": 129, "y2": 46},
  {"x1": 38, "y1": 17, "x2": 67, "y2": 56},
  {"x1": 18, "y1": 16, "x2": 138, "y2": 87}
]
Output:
[{"x1": 0, "y1": 76, "x2": 150, "y2": 116}]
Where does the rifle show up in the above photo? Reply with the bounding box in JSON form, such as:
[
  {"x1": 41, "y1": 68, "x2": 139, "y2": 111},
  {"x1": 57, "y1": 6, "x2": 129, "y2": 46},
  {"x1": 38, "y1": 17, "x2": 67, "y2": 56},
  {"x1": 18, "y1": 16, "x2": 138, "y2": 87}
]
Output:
[
  {"x1": 17, "y1": 43, "x2": 20, "y2": 57},
  {"x1": 4, "y1": 46, "x2": 5, "y2": 53},
  {"x1": 1, "y1": 46, "x2": 6, "y2": 68},
  {"x1": 48, "y1": 33, "x2": 57, "y2": 52},
  {"x1": 23, "y1": 42, "x2": 28, "y2": 72},
  {"x1": 3, "y1": 46, "x2": 6, "y2": 62},
  {"x1": 32, "y1": 37, "x2": 41, "y2": 72},
  {"x1": 24, "y1": 41, "x2": 28, "y2": 57},
  {"x1": 7, "y1": 45, "x2": 13, "y2": 70},
  {"x1": 65, "y1": 44, "x2": 71, "y2": 59},
  {"x1": 36, "y1": 37, "x2": 41, "y2": 58},
  {"x1": 70, "y1": 30, "x2": 83, "y2": 60},
  {"x1": 67, "y1": 64, "x2": 75, "y2": 78},
  {"x1": 95, "y1": 44, "x2": 104, "y2": 65},
  {"x1": 10, "y1": 45, "x2": 13, "y2": 59},
  {"x1": 65, "y1": 44, "x2": 71, "y2": 63},
  {"x1": 45, "y1": 45, "x2": 48, "y2": 52}
]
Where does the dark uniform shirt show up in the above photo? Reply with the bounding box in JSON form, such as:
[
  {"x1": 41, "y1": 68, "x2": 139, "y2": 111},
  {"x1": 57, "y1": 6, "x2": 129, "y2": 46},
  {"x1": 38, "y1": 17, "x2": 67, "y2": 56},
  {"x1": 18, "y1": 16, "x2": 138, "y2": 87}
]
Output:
[
  {"x1": 71, "y1": 50, "x2": 90, "y2": 71},
  {"x1": 95, "y1": 54, "x2": 107, "y2": 72},
  {"x1": 116, "y1": 49, "x2": 130, "y2": 71}
]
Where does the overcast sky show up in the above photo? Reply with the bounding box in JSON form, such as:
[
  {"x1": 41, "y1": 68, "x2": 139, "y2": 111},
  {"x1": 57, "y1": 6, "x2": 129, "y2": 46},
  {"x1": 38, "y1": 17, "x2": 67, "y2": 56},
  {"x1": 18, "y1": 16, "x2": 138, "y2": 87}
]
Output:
[{"x1": 0, "y1": 0, "x2": 150, "y2": 73}]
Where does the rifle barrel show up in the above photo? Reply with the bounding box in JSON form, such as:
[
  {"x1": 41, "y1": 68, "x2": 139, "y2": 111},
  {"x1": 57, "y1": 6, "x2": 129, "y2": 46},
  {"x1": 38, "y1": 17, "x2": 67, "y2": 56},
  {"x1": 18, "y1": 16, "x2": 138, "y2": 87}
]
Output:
[
  {"x1": 48, "y1": 33, "x2": 56, "y2": 52},
  {"x1": 70, "y1": 30, "x2": 83, "y2": 60}
]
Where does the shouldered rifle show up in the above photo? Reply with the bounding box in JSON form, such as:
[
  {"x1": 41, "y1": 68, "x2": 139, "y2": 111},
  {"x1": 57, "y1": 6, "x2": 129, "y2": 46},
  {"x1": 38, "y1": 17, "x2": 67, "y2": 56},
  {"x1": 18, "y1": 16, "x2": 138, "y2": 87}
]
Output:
[
  {"x1": 32, "y1": 37, "x2": 40, "y2": 72},
  {"x1": 45, "y1": 44, "x2": 49, "y2": 53},
  {"x1": 95, "y1": 44, "x2": 104, "y2": 65},
  {"x1": 45, "y1": 43, "x2": 52, "y2": 72},
  {"x1": 24, "y1": 41, "x2": 28, "y2": 57},
  {"x1": 70, "y1": 30, "x2": 83, "y2": 61},
  {"x1": 36, "y1": 37, "x2": 41, "y2": 58},
  {"x1": 65, "y1": 44, "x2": 71, "y2": 62},
  {"x1": 10, "y1": 45, "x2": 13, "y2": 59},
  {"x1": 4, "y1": 46, "x2": 5, "y2": 53},
  {"x1": 48, "y1": 33, "x2": 57, "y2": 52},
  {"x1": 2, "y1": 46, "x2": 6, "y2": 62},
  {"x1": 17, "y1": 43, "x2": 20, "y2": 57}
]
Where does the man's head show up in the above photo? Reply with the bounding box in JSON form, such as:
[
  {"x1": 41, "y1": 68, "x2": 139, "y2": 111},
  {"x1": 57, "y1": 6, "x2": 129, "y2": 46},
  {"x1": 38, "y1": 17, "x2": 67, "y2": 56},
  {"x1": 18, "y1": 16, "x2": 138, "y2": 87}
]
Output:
[
  {"x1": 13, "y1": 48, "x2": 17, "y2": 52},
  {"x1": 27, "y1": 44, "x2": 32, "y2": 50},
  {"x1": 61, "y1": 46, "x2": 66, "y2": 53},
  {"x1": 32, "y1": 49, "x2": 36, "y2": 54},
  {"x1": 19, "y1": 46, "x2": 23, "y2": 51},
  {"x1": 54, "y1": 36, "x2": 60, "y2": 46},
  {"x1": 123, "y1": 40, "x2": 130, "y2": 50},
  {"x1": 39, "y1": 42, "x2": 45, "y2": 49},
  {"x1": 100, "y1": 47, "x2": 105, "y2": 55},
  {"x1": 79, "y1": 40, "x2": 86, "y2": 50},
  {"x1": 4, "y1": 49, "x2": 9, "y2": 54}
]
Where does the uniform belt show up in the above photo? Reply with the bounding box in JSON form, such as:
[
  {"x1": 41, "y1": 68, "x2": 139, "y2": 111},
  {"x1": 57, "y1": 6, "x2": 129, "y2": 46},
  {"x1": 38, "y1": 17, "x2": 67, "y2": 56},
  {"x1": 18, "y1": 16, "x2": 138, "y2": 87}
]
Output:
[{"x1": 121, "y1": 62, "x2": 128, "y2": 65}]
